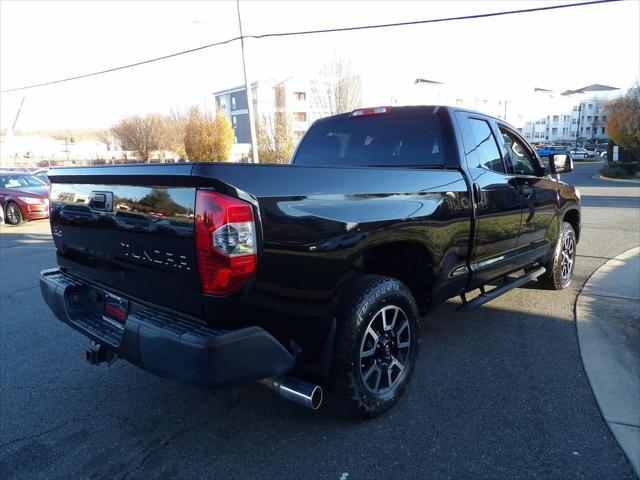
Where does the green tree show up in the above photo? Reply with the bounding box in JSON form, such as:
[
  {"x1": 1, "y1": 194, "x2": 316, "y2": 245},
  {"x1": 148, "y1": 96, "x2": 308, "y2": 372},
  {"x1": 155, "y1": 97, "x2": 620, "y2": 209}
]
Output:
[{"x1": 138, "y1": 188, "x2": 187, "y2": 215}]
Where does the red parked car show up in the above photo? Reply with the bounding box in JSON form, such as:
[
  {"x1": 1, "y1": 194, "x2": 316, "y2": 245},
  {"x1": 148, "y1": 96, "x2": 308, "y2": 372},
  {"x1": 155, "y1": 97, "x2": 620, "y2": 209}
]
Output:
[{"x1": 0, "y1": 171, "x2": 49, "y2": 225}]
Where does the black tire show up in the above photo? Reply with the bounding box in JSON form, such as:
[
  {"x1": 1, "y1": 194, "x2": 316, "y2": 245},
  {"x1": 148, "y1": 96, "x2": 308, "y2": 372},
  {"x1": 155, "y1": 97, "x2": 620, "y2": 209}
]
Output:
[
  {"x1": 329, "y1": 275, "x2": 420, "y2": 418},
  {"x1": 4, "y1": 202, "x2": 23, "y2": 225},
  {"x1": 539, "y1": 222, "x2": 576, "y2": 290}
]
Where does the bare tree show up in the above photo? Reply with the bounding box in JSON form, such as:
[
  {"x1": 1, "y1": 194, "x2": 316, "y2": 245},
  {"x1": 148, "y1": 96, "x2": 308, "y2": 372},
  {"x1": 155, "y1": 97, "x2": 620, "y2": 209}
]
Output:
[
  {"x1": 95, "y1": 129, "x2": 113, "y2": 151},
  {"x1": 161, "y1": 108, "x2": 189, "y2": 159},
  {"x1": 311, "y1": 54, "x2": 362, "y2": 116},
  {"x1": 256, "y1": 85, "x2": 295, "y2": 163},
  {"x1": 111, "y1": 114, "x2": 163, "y2": 162}
]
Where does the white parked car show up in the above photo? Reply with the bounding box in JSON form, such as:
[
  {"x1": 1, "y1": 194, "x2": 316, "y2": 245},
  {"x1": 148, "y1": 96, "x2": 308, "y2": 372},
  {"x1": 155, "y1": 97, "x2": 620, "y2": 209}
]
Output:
[{"x1": 569, "y1": 148, "x2": 590, "y2": 160}]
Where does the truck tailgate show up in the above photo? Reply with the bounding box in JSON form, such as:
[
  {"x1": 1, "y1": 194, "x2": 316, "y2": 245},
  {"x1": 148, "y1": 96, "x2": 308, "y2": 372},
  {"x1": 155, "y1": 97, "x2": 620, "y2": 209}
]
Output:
[{"x1": 49, "y1": 166, "x2": 202, "y2": 317}]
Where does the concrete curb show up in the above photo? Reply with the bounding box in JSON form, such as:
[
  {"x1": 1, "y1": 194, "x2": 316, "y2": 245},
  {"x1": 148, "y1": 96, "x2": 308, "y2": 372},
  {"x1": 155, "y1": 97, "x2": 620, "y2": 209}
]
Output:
[
  {"x1": 576, "y1": 247, "x2": 640, "y2": 478},
  {"x1": 593, "y1": 174, "x2": 640, "y2": 184}
]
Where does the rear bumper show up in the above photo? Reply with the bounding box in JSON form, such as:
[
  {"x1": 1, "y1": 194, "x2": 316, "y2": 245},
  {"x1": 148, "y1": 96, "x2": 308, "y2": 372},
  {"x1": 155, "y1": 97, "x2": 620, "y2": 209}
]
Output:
[{"x1": 39, "y1": 269, "x2": 295, "y2": 388}]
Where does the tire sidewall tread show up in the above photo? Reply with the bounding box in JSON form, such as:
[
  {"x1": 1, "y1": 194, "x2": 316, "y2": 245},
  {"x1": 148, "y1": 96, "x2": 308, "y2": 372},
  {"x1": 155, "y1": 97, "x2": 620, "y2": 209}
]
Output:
[
  {"x1": 330, "y1": 275, "x2": 420, "y2": 418},
  {"x1": 540, "y1": 222, "x2": 576, "y2": 290}
]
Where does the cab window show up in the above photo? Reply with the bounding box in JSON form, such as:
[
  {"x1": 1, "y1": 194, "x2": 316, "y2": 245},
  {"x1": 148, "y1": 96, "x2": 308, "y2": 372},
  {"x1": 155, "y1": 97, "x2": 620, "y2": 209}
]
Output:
[
  {"x1": 468, "y1": 118, "x2": 506, "y2": 173},
  {"x1": 499, "y1": 127, "x2": 538, "y2": 176}
]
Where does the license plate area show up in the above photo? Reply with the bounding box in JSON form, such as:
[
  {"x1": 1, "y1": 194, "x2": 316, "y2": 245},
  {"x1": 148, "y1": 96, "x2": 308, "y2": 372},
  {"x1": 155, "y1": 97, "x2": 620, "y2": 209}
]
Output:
[{"x1": 103, "y1": 293, "x2": 129, "y2": 325}]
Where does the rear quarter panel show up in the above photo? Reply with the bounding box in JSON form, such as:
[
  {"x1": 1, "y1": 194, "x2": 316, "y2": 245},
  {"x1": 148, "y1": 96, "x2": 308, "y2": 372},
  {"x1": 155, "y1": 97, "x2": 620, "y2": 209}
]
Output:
[{"x1": 192, "y1": 164, "x2": 472, "y2": 356}]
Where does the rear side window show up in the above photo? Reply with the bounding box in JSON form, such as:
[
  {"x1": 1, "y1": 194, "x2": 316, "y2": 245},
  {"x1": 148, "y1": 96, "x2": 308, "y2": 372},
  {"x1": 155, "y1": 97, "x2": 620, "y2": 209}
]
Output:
[
  {"x1": 293, "y1": 111, "x2": 444, "y2": 167},
  {"x1": 468, "y1": 118, "x2": 506, "y2": 173}
]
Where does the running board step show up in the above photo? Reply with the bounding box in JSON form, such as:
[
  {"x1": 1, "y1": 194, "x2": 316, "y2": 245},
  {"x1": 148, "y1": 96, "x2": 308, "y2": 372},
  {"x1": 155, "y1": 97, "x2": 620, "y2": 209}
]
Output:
[{"x1": 458, "y1": 267, "x2": 546, "y2": 311}]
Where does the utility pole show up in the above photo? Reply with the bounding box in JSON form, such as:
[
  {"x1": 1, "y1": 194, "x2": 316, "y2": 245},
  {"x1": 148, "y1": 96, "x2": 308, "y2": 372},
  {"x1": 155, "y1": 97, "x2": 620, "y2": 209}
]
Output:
[
  {"x1": 236, "y1": 0, "x2": 259, "y2": 163},
  {"x1": 11, "y1": 96, "x2": 26, "y2": 131}
]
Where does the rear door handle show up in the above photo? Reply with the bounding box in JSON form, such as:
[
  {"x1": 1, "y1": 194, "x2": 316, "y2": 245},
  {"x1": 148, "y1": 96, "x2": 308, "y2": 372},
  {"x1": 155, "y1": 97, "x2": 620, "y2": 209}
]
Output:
[{"x1": 472, "y1": 183, "x2": 483, "y2": 204}]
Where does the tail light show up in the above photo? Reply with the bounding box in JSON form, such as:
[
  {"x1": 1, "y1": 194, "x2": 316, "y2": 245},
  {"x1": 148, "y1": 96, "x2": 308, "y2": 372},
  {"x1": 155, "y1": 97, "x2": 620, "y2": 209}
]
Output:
[{"x1": 194, "y1": 190, "x2": 257, "y2": 295}]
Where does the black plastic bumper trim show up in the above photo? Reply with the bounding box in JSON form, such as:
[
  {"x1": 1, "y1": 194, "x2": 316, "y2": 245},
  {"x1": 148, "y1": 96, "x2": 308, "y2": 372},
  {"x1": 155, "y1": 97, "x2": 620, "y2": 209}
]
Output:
[{"x1": 39, "y1": 268, "x2": 295, "y2": 388}]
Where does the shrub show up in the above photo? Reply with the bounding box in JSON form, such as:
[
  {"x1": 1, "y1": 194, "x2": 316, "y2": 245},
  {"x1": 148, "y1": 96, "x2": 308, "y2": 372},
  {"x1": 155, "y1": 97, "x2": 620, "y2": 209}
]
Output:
[{"x1": 600, "y1": 163, "x2": 637, "y2": 179}]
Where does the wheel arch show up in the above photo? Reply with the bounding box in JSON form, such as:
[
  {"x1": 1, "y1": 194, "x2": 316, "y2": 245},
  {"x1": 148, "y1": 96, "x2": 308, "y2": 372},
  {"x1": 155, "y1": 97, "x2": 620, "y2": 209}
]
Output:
[
  {"x1": 563, "y1": 208, "x2": 580, "y2": 243},
  {"x1": 351, "y1": 241, "x2": 436, "y2": 314}
]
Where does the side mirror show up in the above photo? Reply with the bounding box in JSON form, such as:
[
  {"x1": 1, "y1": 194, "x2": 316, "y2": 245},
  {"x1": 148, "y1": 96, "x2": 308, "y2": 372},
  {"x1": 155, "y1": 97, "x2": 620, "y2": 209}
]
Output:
[{"x1": 549, "y1": 153, "x2": 573, "y2": 174}]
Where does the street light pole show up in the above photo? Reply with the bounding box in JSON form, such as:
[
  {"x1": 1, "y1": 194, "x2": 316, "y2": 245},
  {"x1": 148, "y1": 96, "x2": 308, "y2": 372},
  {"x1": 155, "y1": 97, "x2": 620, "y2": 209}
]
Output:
[
  {"x1": 236, "y1": 0, "x2": 259, "y2": 163},
  {"x1": 575, "y1": 101, "x2": 582, "y2": 151}
]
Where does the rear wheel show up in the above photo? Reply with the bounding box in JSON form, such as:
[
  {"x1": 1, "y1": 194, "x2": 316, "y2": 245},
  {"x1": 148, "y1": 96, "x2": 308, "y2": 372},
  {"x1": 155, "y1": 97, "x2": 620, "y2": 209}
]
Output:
[
  {"x1": 4, "y1": 202, "x2": 23, "y2": 225},
  {"x1": 539, "y1": 222, "x2": 576, "y2": 290},
  {"x1": 329, "y1": 275, "x2": 420, "y2": 418}
]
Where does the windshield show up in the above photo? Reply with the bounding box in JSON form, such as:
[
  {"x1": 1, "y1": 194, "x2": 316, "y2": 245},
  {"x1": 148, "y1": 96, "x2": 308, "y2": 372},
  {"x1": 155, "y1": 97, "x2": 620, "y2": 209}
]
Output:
[
  {"x1": 293, "y1": 109, "x2": 444, "y2": 167},
  {"x1": 0, "y1": 174, "x2": 46, "y2": 189}
]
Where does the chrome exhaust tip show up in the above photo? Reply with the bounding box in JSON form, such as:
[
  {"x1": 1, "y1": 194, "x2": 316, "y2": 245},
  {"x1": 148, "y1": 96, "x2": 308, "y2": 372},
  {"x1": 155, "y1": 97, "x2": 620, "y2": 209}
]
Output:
[{"x1": 259, "y1": 376, "x2": 323, "y2": 410}]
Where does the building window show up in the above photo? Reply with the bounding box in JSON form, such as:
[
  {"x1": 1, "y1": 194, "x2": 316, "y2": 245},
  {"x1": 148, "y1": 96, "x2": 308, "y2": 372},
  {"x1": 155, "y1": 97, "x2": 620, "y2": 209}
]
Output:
[
  {"x1": 602, "y1": 116, "x2": 607, "y2": 122},
  {"x1": 293, "y1": 92, "x2": 306, "y2": 101},
  {"x1": 586, "y1": 127, "x2": 591, "y2": 134},
  {"x1": 588, "y1": 104, "x2": 593, "y2": 110},
  {"x1": 232, "y1": 116, "x2": 237, "y2": 128},
  {"x1": 553, "y1": 115, "x2": 559, "y2": 122},
  {"x1": 231, "y1": 96, "x2": 236, "y2": 109},
  {"x1": 293, "y1": 112, "x2": 307, "y2": 122},
  {"x1": 594, "y1": 116, "x2": 599, "y2": 122},
  {"x1": 601, "y1": 127, "x2": 606, "y2": 134}
]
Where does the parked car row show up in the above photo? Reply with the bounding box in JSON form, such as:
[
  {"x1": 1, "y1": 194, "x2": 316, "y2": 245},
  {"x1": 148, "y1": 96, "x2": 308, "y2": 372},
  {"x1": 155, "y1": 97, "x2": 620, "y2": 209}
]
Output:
[{"x1": 537, "y1": 144, "x2": 608, "y2": 160}]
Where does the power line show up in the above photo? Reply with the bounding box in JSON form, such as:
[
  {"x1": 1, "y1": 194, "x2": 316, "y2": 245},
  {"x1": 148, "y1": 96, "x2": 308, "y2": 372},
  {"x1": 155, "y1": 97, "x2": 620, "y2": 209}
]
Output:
[
  {"x1": 250, "y1": 0, "x2": 619, "y2": 39},
  {"x1": 0, "y1": 0, "x2": 620, "y2": 94}
]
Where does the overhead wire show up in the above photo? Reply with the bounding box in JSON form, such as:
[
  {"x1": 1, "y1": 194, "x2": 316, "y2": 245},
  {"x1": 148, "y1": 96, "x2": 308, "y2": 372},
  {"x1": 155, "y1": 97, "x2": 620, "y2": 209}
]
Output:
[{"x1": 0, "y1": 0, "x2": 620, "y2": 94}]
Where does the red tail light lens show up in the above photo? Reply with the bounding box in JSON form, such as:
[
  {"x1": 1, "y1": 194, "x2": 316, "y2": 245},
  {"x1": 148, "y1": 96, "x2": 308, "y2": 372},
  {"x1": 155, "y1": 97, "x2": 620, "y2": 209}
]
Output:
[{"x1": 195, "y1": 190, "x2": 257, "y2": 295}]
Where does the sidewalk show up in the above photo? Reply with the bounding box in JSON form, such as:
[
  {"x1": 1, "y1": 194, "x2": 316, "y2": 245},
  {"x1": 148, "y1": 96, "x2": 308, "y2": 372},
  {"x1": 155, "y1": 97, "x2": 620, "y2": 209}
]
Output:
[{"x1": 576, "y1": 247, "x2": 640, "y2": 477}]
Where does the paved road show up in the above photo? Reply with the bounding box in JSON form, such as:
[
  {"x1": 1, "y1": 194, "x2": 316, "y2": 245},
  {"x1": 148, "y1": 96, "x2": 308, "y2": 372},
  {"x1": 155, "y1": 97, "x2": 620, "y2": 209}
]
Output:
[{"x1": 1, "y1": 161, "x2": 639, "y2": 479}]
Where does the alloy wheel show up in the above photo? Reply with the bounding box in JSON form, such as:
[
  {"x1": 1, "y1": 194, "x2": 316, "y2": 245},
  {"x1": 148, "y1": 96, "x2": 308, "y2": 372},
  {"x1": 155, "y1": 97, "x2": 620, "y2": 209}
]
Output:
[
  {"x1": 6, "y1": 203, "x2": 21, "y2": 225},
  {"x1": 359, "y1": 305, "x2": 411, "y2": 395},
  {"x1": 560, "y1": 234, "x2": 575, "y2": 282}
]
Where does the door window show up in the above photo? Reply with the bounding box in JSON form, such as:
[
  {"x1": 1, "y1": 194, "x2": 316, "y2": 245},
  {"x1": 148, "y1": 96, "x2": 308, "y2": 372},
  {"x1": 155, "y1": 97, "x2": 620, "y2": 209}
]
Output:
[
  {"x1": 468, "y1": 118, "x2": 506, "y2": 173},
  {"x1": 499, "y1": 127, "x2": 538, "y2": 176}
]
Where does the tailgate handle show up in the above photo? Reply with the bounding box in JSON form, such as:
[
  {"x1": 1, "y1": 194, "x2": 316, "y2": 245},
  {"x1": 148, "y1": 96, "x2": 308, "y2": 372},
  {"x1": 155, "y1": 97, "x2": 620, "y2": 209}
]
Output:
[{"x1": 89, "y1": 191, "x2": 113, "y2": 212}]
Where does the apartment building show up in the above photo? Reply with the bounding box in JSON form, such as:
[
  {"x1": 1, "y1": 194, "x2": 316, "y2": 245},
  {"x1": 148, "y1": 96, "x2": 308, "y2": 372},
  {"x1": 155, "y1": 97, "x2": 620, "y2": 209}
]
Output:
[
  {"x1": 214, "y1": 78, "x2": 324, "y2": 149},
  {"x1": 522, "y1": 96, "x2": 611, "y2": 143}
]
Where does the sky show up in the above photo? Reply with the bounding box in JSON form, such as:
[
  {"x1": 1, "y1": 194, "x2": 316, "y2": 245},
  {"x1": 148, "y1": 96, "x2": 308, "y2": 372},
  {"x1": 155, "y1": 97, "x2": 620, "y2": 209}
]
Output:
[{"x1": 1, "y1": 0, "x2": 638, "y2": 131}]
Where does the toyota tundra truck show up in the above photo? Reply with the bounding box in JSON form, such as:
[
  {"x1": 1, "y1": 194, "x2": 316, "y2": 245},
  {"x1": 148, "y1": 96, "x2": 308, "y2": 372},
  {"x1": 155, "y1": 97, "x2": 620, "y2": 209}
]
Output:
[{"x1": 40, "y1": 106, "x2": 580, "y2": 417}]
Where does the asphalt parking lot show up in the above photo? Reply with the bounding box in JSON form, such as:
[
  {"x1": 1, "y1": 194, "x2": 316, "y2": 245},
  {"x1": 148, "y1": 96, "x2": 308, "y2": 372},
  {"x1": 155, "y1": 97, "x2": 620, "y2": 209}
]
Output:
[{"x1": 1, "y1": 162, "x2": 639, "y2": 479}]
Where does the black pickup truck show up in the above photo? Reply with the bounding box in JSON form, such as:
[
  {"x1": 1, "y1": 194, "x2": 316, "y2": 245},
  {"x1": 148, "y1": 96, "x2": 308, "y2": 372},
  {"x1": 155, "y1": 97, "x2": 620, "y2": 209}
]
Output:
[{"x1": 40, "y1": 106, "x2": 580, "y2": 417}]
